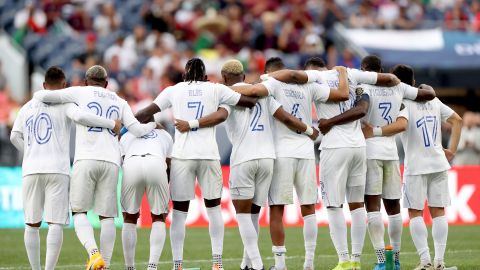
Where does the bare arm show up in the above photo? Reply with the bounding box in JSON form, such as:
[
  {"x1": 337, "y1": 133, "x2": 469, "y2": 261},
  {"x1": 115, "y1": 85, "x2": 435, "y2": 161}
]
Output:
[
  {"x1": 327, "y1": 66, "x2": 349, "y2": 102},
  {"x1": 415, "y1": 84, "x2": 436, "y2": 101},
  {"x1": 175, "y1": 107, "x2": 229, "y2": 133},
  {"x1": 318, "y1": 94, "x2": 370, "y2": 134},
  {"x1": 362, "y1": 117, "x2": 408, "y2": 138},
  {"x1": 236, "y1": 95, "x2": 257, "y2": 108},
  {"x1": 273, "y1": 107, "x2": 319, "y2": 140},
  {"x1": 268, "y1": 70, "x2": 309, "y2": 84},
  {"x1": 135, "y1": 103, "x2": 161, "y2": 123},
  {"x1": 166, "y1": 157, "x2": 171, "y2": 183},
  {"x1": 231, "y1": 84, "x2": 269, "y2": 97},
  {"x1": 64, "y1": 103, "x2": 116, "y2": 129},
  {"x1": 445, "y1": 112, "x2": 463, "y2": 161},
  {"x1": 10, "y1": 131, "x2": 24, "y2": 152},
  {"x1": 375, "y1": 73, "x2": 400, "y2": 87}
]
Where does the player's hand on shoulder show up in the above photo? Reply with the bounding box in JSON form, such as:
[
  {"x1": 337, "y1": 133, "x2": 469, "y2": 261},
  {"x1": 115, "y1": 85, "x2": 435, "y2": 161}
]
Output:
[
  {"x1": 309, "y1": 127, "x2": 320, "y2": 140},
  {"x1": 443, "y1": 148, "x2": 455, "y2": 162},
  {"x1": 361, "y1": 121, "x2": 374, "y2": 138},
  {"x1": 113, "y1": 120, "x2": 122, "y2": 136},
  {"x1": 175, "y1": 119, "x2": 190, "y2": 133},
  {"x1": 333, "y1": 66, "x2": 347, "y2": 73},
  {"x1": 318, "y1": 118, "x2": 333, "y2": 135}
]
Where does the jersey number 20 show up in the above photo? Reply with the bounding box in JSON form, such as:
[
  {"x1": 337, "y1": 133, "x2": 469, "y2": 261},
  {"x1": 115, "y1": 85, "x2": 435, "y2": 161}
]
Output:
[{"x1": 86, "y1": 102, "x2": 120, "y2": 136}]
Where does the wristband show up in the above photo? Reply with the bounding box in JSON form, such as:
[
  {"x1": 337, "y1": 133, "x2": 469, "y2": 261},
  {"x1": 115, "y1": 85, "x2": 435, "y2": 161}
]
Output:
[
  {"x1": 304, "y1": 126, "x2": 314, "y2": 136},
  {"x1": 260, "y1": 74, "x2": 269, "y2": 81},
  {"x1": 188, "y1": 120, "x2": 200, "y2": 130},
  {"x1": 305, "y1": 70, "x2": 321, "y2": 83},
  {"x1": 373, "y1": 127, "x2": 382, "y2": 137},
  {"x1": 120, "y1": 127, "x2": 128, "y2": 136}
]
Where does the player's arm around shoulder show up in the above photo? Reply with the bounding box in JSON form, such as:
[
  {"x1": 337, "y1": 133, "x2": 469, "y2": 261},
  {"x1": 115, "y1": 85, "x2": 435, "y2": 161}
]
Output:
[
  {"x1": 326, "y1": 66, "x2": 349, "y2": 102},
  {"x1": 415, "y1": 84, "x2": 436, "y2": 101},
  {"x1": 273, "y1": 106, "x2": 319, "y2": 140},
  {"x1": 230, "y1": 83, "x2": 269, "y2": 98},
  {"x1": 33, "y1": 87, "x2": 78, "y2": 104},
  {"x1": 175, "y1": 107, "x2": 229, "y2": 133},
  {"x1": 362, "y1": 103, "x2": 409, "y2": 139},
  {"x1": 63, "y1": 103, "x2": 119, "y2": 131},
  {"x1": 121, "y1": 99, "x2": 156, "y2": 137}
]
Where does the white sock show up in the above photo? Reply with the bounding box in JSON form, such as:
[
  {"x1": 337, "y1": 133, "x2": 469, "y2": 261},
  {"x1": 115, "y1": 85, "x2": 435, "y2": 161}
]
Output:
[
  {"x1": 388, "y1": 213, "x2": 403, "y2": 254},
  {"x1": 272, "y1": 245, "x2": 287, "y2": 270},
  {"x1": 327, "y1": 208, "x2": 349, "y2": 263},
  {"x1": 45, "y1": 224, "x2": 63, "y2": 270},
  {"x1": 303, "y1": 214, "x2": 317, "y2": 268},
  {"x1": 432, "y1": 216, "x2": 448, "y2": 265},
  {"x1": 100, "y1": 218, "x2": 116, "y2": 267},
  {"x1": 237, "y1": 214, "x2": 262, "y2": 270},
  {"x1": 241, "y1": 213, "x2": 260, "y2": 269},
  {"x1": 206, "y1": 206, "x2": 224, "y2": 256},
  {"x1": 24, "y1": 225, "x2": 41, "y2": 270},
  {"x1": 73, "y1": 213, "x2": 99, "y2": 256},
  {"x1": 122, "y1": 223, "x2": 137, "y2": 268},
  {"x1": 251, "y1": 213, "x2": 260, "y2": 234},
  {"x1": 170, "y1": 210, "x2": 188, "y2": 262},
  {"x1": 367, "y1": 211, "x2": 385, "y2": 263},
  {"x1": 149, "y1": 221, "x2": 166, "y2": 269},
  {"x1": 410, "y1": 216, "x2": 431, "y2": 265},
  {"x1": 350, "y1": 207, "x2": 367, "y2": 262}
]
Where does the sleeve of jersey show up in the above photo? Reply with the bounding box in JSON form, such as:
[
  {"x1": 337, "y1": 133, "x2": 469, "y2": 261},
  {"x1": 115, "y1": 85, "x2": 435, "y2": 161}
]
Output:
[
  {"x1": 152, "y1": 87, "x2": 172, "y2": 110},
  {"x1": 218, "y1": 84, "x2": 241, "y2": 106},
  {"x1": 350, "y1": 69, "x2": 377, "y2": 85},
  {"x1": 397, "y1": 103, "x2": 409, "y2": 121},
  {"x1": 33, "y1": 87, "x2": 78, "y2": 104},
  {"x1": 64, "y1": 103, "x2": 115, "y2": 129},
  {"x1": 121, "y1": 101, "x2": 156, "y2": 137},
  {"x1": 11, "y1": 108, "x2": 23, "y2": 133},
  {"x1": 219, "y1": 104, "x2": 231, "y2": 116},
  {"x1": 10, "y1": 131, "x2": 24, "y2": 152},
  {"x1": 260, "y1": 79, "x2": 278, "y2": 96},
  {"x1": 312, "y1": 83, "x2": 330, "y2": 103},
  {"x1": 438, "y1": 100, "x2": 455, "y2": 122},
  {"x1": 166, "y1": 134, "x2": 174, "y2": 158},
  {"x1": 266, "y1": 96, "x2": 282, "y2": 115},
  {"x1": 402, "y1": 83, "x2": 418, "y2": 100}
]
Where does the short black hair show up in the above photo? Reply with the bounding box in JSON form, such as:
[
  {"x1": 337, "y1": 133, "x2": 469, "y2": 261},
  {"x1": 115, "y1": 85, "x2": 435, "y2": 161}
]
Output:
[
  {"x1": 361, "y1": 55, "x2": 382, "y2": 72},
  {"x1": 264, "y1": 57, "x2": 285, "y2": 73},
  {"x1": 183, "y1": 57, "x2": 207, "y2": 82},
  {"x1": 391, "y1": 64, "x2": 414, "y2": 86},
  {"x1": 45, "y1": 66, "x2": 66, "y2": 86},
  {"x1": 304, "y1": 57, "x2": 326, "y2": 69}
]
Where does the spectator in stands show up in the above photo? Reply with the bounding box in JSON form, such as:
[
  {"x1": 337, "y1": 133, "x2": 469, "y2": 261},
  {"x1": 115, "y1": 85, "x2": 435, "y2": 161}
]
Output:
[
  {"x1": 104, "y1": 36, "x2": 138, "y2": 71},
  {"x1": 76, "y1": 33, "x2": 101, "y2": 65},
  {"x1": 336, "y1": 48, "x2": 360, "y2": 68},
  {"x1": 130, "y1": 66, "x2": 159, "y2": 100},
  {"x1": 93, "y1": 2, "x2": 121, "y2": 37},
  {"x1": 43, "y1": 0, "x2": 65, "y2": 28},
  {"x1": 453, "y1": 111, "x2": 480, "y2": 165},
  {"x1": 285, "y1": 1, "x2": 314, "y2": 31},
  {"x1": 218, "y1": 4, "x2": 247, "y2": 53},
  {"x1": 253, "y1": 12, "x2": 279, "y2": 51},
  {"x1": 67, "y1": 3, "x2": 92, "y2": 31},
  {"x1": 142, "y1": 0, "x2": 177, "y2": 33},
  {"x1": 394, "y1": 5, "x2": 421, "y2": 29},
  {"x1": 377, "y1": 0, "x2": 400, "y2": 28},
  {"x1": 469, "y1": 0, "x2": 480, "y2": 31},
  {"x1": 146, "y1": 44, "x2": 171, "y2": 80},
  {"x1": 444, "y1": 1, "x2": 470, "y2": 30},
  {"x1": 145, "y1": 29, "x2": 177, "y2": 52},
  {"x1": 124, "y1": 25, "x2": 148, "y2": 56},
  {"x1": 14, "y1": 1, "x2": 47, "y2": 33},
  {"x1": 349, "y1": 1, "x2": 378, "y2": 28},
  {"x1": 320, "y1": 0, "x2": 346, "y2": 31},
  {"x1": 0, "y1": 61, "x2": 7, "y2": 92}
]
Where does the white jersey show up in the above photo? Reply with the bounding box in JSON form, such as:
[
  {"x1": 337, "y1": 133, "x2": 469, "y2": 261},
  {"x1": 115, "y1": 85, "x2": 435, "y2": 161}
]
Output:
[
  {"x1": 11, "y1": 99, "x2": 115, "y2": 176},
  {"x1": 315, "y1": 68, "x2": 377, "y2": 149},
  {"x1": 221, "y1": 83, "x2": 281, "y2": 166},
  {"x1": 398, "y1": 98, "x2": 454, "y2": 175},
  {"x1": 261, "y1": 78, "x2": 330, "y2": 159},
  {"x1": 120, "y1": 129, "x2": 173, "y2": 166},
  {"x1": 34, "y1": 86, "x2": 155, "y2": 166},
  {"x1": 363, "y1": 83, "x2": 418, "y2": 160},
  {"x1": 153, "y1": 81, "x2": 241, "y2": 160}
]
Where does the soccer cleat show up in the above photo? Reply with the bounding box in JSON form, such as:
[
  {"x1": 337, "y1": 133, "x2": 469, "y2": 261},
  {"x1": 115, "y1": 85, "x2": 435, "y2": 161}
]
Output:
[
  {"x1": 269, "y1": 267, "x2": 287, "y2": 270},
  {"x1": 372, "y1": 262, "x2": 385, "y2": 270},
  {"x1": 212, "y1": 263, "x2": 224, "y2": 270},
  {"x1": 394, "y1": 261, "x2": 400, "y2": 270},
  {"x1": 434, "y1": 262, "x2": 458, "y2": 270},
  {"x1": 414, "y1": 262, "x2": 434, "y2": 270},
  {"x1": 86, "y1": 253, "x2": 105, "y2": 270},
  {"x1": 351, "y1": 261, "x2": 361, "y2": 270},
  {"x1": 331, "y1": 262, "x2": 352, "y2": 270}
]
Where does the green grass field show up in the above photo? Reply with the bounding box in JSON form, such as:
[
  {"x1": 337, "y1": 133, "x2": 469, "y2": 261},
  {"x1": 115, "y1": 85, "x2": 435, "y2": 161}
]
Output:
[{"x1": 1, "y1": 226, "x2": 479, "y2": 269}]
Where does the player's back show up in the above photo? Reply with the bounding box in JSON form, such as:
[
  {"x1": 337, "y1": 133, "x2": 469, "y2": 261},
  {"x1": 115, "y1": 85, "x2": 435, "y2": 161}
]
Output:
[
  {"x1": 68, "y1": 86, "x2": 127, "y2": 165},
  {"x1": 362, "y1": 83, "x2": 418, "y2": 160},
  {"x1": 223, "y1": 83, "x2": 277, "y2": 166},
  {"x1": 16, "y1": 99, "x2": 72, "y2": 176},
  {"x1": 154, "y1": 81, "x2": 240, "y2": 160},
  {"x1": 400, "y1": 98, "x2": 451, "y2": 175},
  {"x1": 120, "y1": 129, "x2": 173, "y2": 169}
]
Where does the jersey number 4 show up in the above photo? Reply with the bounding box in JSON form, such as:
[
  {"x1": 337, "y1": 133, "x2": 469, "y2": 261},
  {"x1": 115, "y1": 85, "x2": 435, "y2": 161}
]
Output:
[
  {"x1": 187, "y1": 101, "x2": 204, "y2": 131},
  {"x1": 86, "y1": 102, "x2": 120, "y2": 136},
  {"x1": 26, "y1": 113, "x2": 53, "y2": 145},
  {"x1": 416, "y1": 115, "x2": 438, "y2": 147}
]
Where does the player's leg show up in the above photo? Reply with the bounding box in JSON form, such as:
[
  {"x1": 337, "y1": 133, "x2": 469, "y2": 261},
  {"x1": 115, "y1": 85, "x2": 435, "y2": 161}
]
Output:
[
  {"x1": 199, "y1": 160, "x2": 225, "y2": 270},
  {"x1": 382, "y1": 160, "x2": 403, "y2": 269},
  {"x1": 365, "y1": 159, "x2": 387, "y2": 267},
  {"x1": 404, "y1": 174, "x2": 432, "y2": 269},
  {"x1": 145, "y1": 157, "x2": 169, "y2": 270},
  {"x1": 294, "y1": 159, "x2": 318, "y2": 270},
  {"x1": 22, "y1": 174, "x2": 44, "y2": 270},
  {"x1": 320, "y1": 149, "x2": 350, "y2": 269},
  {"x1": 170, "y1": 159, "x2": 196, "y2": 270},
  {"x1": 43, "y1": 174, "x2": 70, "y2": 270},
  {"x1": 70, "y1": 160, "x2": 101, "y2": 264},
  {"x1": 95, "y1": 161, "x2": 120, "y2": 268},
  {"x1": 120, "y1": 157, "x2": 144, "y2": 270},
  {"x1": 427, "y1": 171, "x2": 451, "y2": 269},
  {"x1": 346, "y1": 148, "x2": 367, "y2": 270},
  {"x1": 268, "y1": 158, "x2": 295, "y2": 270}
]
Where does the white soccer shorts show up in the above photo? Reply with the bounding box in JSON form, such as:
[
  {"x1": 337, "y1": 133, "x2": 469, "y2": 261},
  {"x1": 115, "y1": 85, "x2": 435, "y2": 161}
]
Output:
[
  {"x1": 170, "y1": 159, "x2": 223, "y2": 201},
  {"x1": 320, "y1": 147, "x2": 367, "y2": 207},
  {"x1": 121, "y1": 155, "x2": 169, "y2": 215},
  {"x1": 229, "y1": 158, "x2": 274, "y2": 206},
  {"x1": 365, "y1": 159, "x2": 402, "y2": 199},
  {"x1": 403, "y1": 170, "x2": 451, "y2": 210},
  {"x1": 268, "y1": 158, "x2": 318, "y2": 206},
  {"x1": 70, "y1": 160, "x2": 119, "y2": 217},
  {"x1": 23, "y1": 173, "x2": 70, "y2": 225}
]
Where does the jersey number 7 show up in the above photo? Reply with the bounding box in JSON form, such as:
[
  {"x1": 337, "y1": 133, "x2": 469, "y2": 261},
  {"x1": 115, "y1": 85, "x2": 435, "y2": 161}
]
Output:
[{"x1": 416, "y1": 115, "x2": 438, "y2": 147}]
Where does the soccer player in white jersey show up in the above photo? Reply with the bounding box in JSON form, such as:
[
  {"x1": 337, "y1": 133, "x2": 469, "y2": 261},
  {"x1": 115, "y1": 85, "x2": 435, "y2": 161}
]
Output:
[
  {"x1": 357, "y1": 56, "x2": 436, "y2": 270},
  {"x1": 364, "y1": 65, "x2": 462, "y2": 270},
  {"x1": 263, "y1": 58, "x2": 400, "y2": 270},
  {"x1": 33, "y1": 65, "x2": 156, "y2": 270},
  {"x1": 10, "y1": 67, "x2": 121, "y2": 270},
  {"x1": 176, "y1": 59, "x2": 322, "y2": 270},
  {"x1": 135, "y1": 58, "x2": 256, "y2": 270},
  {"x1": 232, "y1": 57, "x2": 353, "y2": 270},
  {"x1": 120, "y1": 126, "x2": 173, "y2": 270}
]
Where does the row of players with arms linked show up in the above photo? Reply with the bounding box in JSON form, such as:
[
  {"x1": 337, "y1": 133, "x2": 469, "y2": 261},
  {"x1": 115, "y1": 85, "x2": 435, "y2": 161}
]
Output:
[{"x1": 11, "y1": 55, "x2": 461, "y2": 270}]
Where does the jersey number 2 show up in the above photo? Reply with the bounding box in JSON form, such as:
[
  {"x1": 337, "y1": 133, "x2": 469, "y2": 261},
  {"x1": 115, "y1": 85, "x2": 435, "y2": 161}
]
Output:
[{"x1": 250, "y1": 103, "x2": 264, "y2": 131}]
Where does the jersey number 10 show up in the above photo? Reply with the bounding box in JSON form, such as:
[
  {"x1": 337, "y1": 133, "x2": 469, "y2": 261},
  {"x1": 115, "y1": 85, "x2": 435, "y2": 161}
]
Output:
[{"x1": 26, "y1": 113, "x2": 53, "y2": 145}]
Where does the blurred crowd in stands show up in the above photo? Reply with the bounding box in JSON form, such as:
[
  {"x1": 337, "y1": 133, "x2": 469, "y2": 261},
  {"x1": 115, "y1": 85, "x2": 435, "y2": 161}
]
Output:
[{"x1": 1, "y1": 0, "x2": 480, "y2": 165}]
